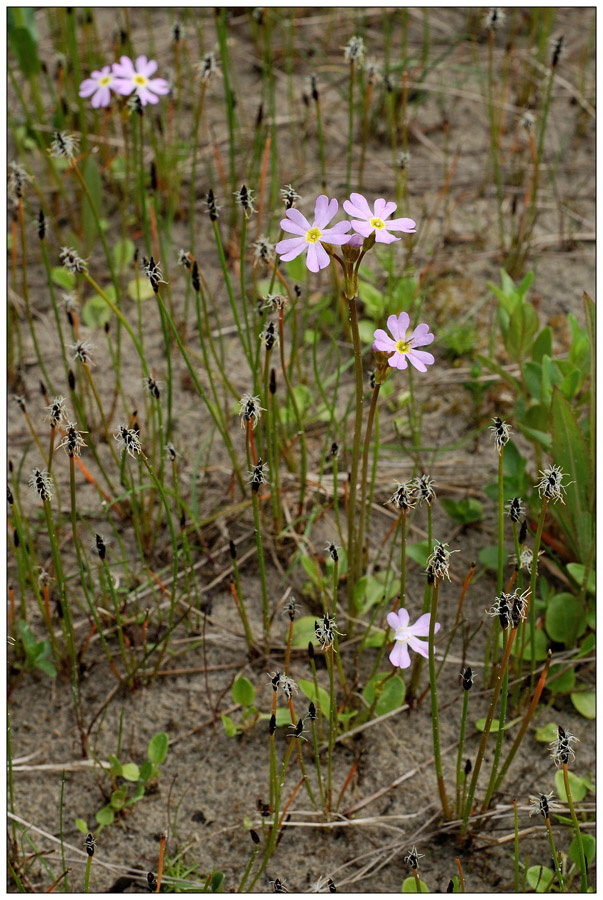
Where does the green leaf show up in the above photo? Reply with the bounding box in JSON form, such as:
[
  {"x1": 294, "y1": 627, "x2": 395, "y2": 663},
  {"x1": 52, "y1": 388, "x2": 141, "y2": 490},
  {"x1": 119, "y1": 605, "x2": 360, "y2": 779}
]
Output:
[
  {"x1": 441, "y1": 497, "x2": 483, "y2": 524},
  {"x1": 127, "y1": 277, "x2": 155, "y2": 301},
  {"x1": 82, "y1": 290, "x2": 113, "y2": 328},
  {"x1": 110, "y1": 785, "x2": 127, "y2": 810},
  {"x1": 283, "y1": 253, "x2": 308, "y2": 284},
  {"x1": 402, "y1": 876, "x2": 429, "y2": 892},
  {"x1": 358, "y1": 281, "x2": 385, "y2": 318},
  {"x1": 475, "y1": 717, "x2": 500, "y2": 733},
  {"x1": 232, "y1": 676, "x2": 255, "y2": 708},
  {"x1": 358, "y1": 320, "x2": 376, "y2": 345},
  {"x1": 291, "y1": 615, "x2": 320, "y2": 649},
  {"x1": 35, "y1": 658, "x2": 57, "y2": 677},
  {"x1": 121, "y1": 762, "x2": 140, "y2": 782},
  {"x1": 18, "y1": 620, "x2": 37, "y2": 656},
  {"x1": 519, "y1": 628, "x2": 549, "y2": 661},
  {"x1": 555, "y1": 768, "x2": 587, "y2": 803},
  {"x1": 148, "y1": 732, "x2": 169, "y2": 765},
  {"x1": 108, "y1": 754, "x2": 122, "y2": 777},
  {"x1": 82, "y1": 156, "x2": 103, "y2": 252},
  {"x1": 576, "y1": 633, "x2": 595, "y2": 659},
  {"x1": 221, "y1": 714, "x2": 238, "y2": 738},
  {"x1": 75, "y1": 818, "x2": 88, "y2": 834},
  {"x1": 113, "y1": 238, "x2": 135, "y2": 274},
  {"x1": 570, "y1": 691, "x2": 595, "y2": 719},
  {"x1": 258, "y1": 708, "x2": 292, "y2": 728},
  {"x1": 532, "y1": 326, "x2": 553, "y2": 363},
  {"x1": 51, "y1": 267, "x2": 76, "y2": 291},
  {"x1": 570, "y1": 833, "x2": 596, "y2": 868},
  {"x1": 362, "y1": 673, "x2": 406, "y2": 717},
  {"x1": 406, "y1": 540, "x2": 431, "y2": 568},
  {"x1": 566, "y1": 563, "x2": 595, "y2": 595},
  {"x1": 545, "y1": 593, "x2": 586, "y2": 646},
  {"x1": 139, "y1": 760, "x2": 153, "y2": 783},
  {"x1": 298, "y1": 679, "x2": 330, "y2": 718},
  {"x1": 535, "y1": 722, "x2": 559, "y2": 743},
  {"x1": 504, "y1": 301, "x2": 539, "y2": 362},
  {"x1": 546, "y1": 664, "x2": 575, "y2": 695},
  {"x1": 551, "y1": 386, "x2": 594, "y2": 560},
  {"x1": 128, "y1": 782, "x2": 145, "y2": 804},
  {"x1": 8, "y1": 25, "x2": 41, "y2": 77},
  {"x1": 526, "y1": 865, "x2": 555, "y2": 892},
  {"x1": 95, "y1": 805, "x2": 114, "y2": 826},
  {"x1": 354, "y1": 572, "x2": 397, "y2": 616},
  {"x1": 210, "y1": 871, "x2": 225, "y2": 892},
  {"x1": 478, "y1": 545, "x2": 506, "y2": 572},
  {"x1": 300, "y1": 555, "x2": 322, "y2": 588}
]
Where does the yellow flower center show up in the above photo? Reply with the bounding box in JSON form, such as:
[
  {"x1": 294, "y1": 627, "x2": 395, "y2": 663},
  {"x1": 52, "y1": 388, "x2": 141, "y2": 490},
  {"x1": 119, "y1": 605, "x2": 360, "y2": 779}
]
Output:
[
  {"x1": 370, "y1": 216, "x2": 386, "y2": 230},
  {"x1": 99, "y1": 75, "x2": 112, "y2": 86},
  {"x1": 134, "y1": 74, "x2": 147, "y2": 86},
  {"x1": 306, "y1": 227, "x2": 322, "y2": 244},
  {"x1": 395, "y1": 339, "x2": 410, "y2": 354}
]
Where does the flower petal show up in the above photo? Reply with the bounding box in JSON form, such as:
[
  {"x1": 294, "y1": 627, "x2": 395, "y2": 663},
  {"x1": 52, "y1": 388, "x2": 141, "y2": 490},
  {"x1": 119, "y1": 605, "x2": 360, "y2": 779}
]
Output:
[
  {"x1": 407, "y1": 636, "x2": 430, "y2": 659},
  {"x1": 283, "y1": 207, "x2": 311, "y2": 231},
  {"x1": 112, "y1": 56, "x2": 135, "y2": 77},
  {"x1": 344, "y1": 192, "x2": 373, "y2": 219},
  {"x1": 396, "y1": 311, "x2": 410, "y2": 337},
  {"x1": 386, "y1": 612, "x2": 401, "y2": 630},
  {"x1": 407, "y1": 349, "x2": 435, "y2": 372},
  {"x1": 138, "y1": 56, "x2": 158, "y2": 77},
  {"x1": 275, "y1": 238, "x2": 308, "y2": 262},
  {"x1": 409, "y1": 613, "x2": 432, "y2": 636},
  {"x1": 372, "y1": 330, "x2": 396, "y2": 352},
  {"x1": 314, "y1": 195, "x2": 338, "y2": 229},
  {"x1": 374, "y1": 230, "x2": 399, "y2": 244},
  {"x1": 79, "y1": 79, "x2": 99, "y2": 98},
  {"x1": 389, "y1": 642, "x2": 403, "y2": 668},
  {"x1": 373, "y1": 198, "x2": 397, "y2": 220},
  {"x1": 349, "y1": 219, "x2": 373, "y2": 238},
  {"x1": 313, "y1": 241, "x2": 331, "y2": 270},
  {"x1": 147, "y1": 78, "x2": 170, "y2": 95},
  {"x1": 305, "y1": 243, "x2": 320, "y2": 273},
  {"x1": 280, "y1": 218, "x2": 307, "y2": 236},
  {"x1": 386, "y1": 314, "x2": 401, "y2": 341},
  {"x1": 386, "y1": 216, "x2": 417, "y2": 233},
  {"x1": 393, "y1": 641, "x2": 411, "y2": 669},
  {"x1": 396, "y1": 608, "x2": 410, "y2": 628},
  {"x1": 112, "y1": 78, "x2": 135, "y2": 95},
  {"x1": 389, "y1": 352, "x2": 408, "y2": 369},
  {"x1": 409, "y1": 323, "x2": 434, "y2": 347}
]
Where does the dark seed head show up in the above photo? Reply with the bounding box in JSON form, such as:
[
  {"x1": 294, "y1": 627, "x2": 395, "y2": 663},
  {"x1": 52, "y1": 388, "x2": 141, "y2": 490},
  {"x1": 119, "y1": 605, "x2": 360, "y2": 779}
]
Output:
[
  {"x1": 250, "y1": 829, "x2": 260, "y2": 845},
  {"x1": 464, "y1": 759, "x2": 472, "y2": 776},
  {"x1": 269, "y1": 368, "x2": 276, "y2": 394},
  {"x1": 229, "y1": 540, "x2": 237, "y2": 560},
  {"x1": 68, "y1": 370, "x2": 76, "y2": 390},
  {"x1": 269, "y1": 714, "x2": 276, "y2": 735}
]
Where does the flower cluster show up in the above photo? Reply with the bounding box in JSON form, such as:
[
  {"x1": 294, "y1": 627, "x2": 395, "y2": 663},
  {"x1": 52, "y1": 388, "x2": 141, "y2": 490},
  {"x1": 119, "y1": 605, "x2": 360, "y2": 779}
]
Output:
[
  {"x1": 549, "y1": 725, "x2": 579, "y2": 767},
  {"x1": 275, "y1": 193, "x2": 416, "y2": 274},
  {"x1": 79, "y1": 55, "x2": 169, "y2": 108}
]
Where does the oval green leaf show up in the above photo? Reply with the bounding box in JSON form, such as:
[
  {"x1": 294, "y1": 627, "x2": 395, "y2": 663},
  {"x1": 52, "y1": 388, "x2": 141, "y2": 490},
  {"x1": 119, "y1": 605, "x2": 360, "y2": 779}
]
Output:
[{"x1": 148, "y1": 732, "x2": 169, "y2": 765}]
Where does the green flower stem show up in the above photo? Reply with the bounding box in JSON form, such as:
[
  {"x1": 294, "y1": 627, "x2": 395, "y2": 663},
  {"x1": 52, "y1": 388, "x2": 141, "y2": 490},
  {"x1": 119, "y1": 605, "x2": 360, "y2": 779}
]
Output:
[
  {"x1": 331, "y1": 455, "x2": 344, "y2": 548},
  {"x1": 358, "y1": 79, "x2": 374, "y2": 192},
  {"x1": 248, "y1": 737, "x2": 297, "y2": 890},
  {"x1": 408, "y1": 506, "x2": 433, "y2": 701},
  {"x1": 496, "y1": 448, "x2": 505, "y2": 597},
  {"x1": 314, "y1": 92, "x2": 327, "y2": 192},
  {"x1": 237, "y1": 844, "x2": 259, "y2": 893},
  {"x1": 152, "y1": 288, "x2": 245, "y2": 492},
  {"x1": 356, "y1": 383, "x2": 381, "y2": 587},
  {"x1": 251, "y1": 487, "x2": 270, "y2": 653},
  {"x1": 481, "y1": 660, "x2": 510, "y2": 811},
  {"x1": 545, "y1": 816, "x2": 566, "y2": 892},
  {"x1": 563, "y1": 763, "x2": 588, "y2": 892},
  {"x1": 461, "y1": 625, "x2": 518, "y2": 835},
  {"x1": 428, "y1": 578, "x2": 451, "y2": 819},
  {"x1": 211, "y1": 220, "x2": 253, "y2": 372},
  {"x1": 17, "y1": 200, "x2": 55, "y2": 393},
  {"x1": 278, "y1": 310, "x2": 308, "y2": 523},
  {"x1": 84, "y1": 854, "x2": 92, "y2": 893},
  {"x1": 326, "y1": 644, "x2": 337, "y2": 813},
  {"x1": 231, "y1": 557, "x2": 254, "y2": 653},
  {"x1": 188, "y1": 83, "x2": 207, "y2": 257},
  {"x1": 42, "y1": 499, "x2": 85, "y2": 755},
  {"x1": 346, "y1": 60, "x2": 355, "y2": 193},
  {"x1": 345, "y1": 294, "x2": 365, "y2": 614},
  {"x1": 309, "y1": 648, "x2": 324, "y2": 743},
  {"x1": 239, "y1": 212, "x2": 254, "y2": 364},
  {"x1": 513, "y1": 799, "x2": 520, "y2": 892},
  {"x1": 216, "y1": 9, "x2": 237, "y2": 202},
  {"x1": 529, "y1": 499, "x2": 548, "y2": 685},
  {"x1": 456, "y1": 688, "x2": 470, "y2": 817},
  {"x1": 311, "y1": 718, "x2": 328, "y2": 815}
]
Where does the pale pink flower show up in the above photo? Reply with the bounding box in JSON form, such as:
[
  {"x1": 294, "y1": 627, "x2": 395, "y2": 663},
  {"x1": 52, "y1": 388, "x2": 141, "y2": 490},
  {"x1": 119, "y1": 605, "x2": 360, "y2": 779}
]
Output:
[
  {"x1": 373, "y1": 312, "x2": 434, "y2": 372},
  {"x1": 387, "y1": 608, "x2": 440, "y2": 669},
  {"x1": 343, "y1": 192, "x2": 416, "y2": 244},
  {"x1": 78, "y1": 66, "x2": 116, "y2": 108},
  {"x1": 275, "y1": 195, "x2": 351, "y2": 273},
  {"x1": 112, "y1": 56, "x2": 170, "y2": 106}
]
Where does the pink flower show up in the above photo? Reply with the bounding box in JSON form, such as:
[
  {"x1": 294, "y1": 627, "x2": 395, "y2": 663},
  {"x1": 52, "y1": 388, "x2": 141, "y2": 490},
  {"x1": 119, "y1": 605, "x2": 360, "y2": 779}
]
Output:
[
  {"x1": 372, "y1": 312, "x2": 435, "y2": 372},
  {"x1": 343, "y1": 192, "x2": 416, "y2": 244},
  {"x1": 111, "y1": 56, "x2": 170, "y2": 106},
  {"x1": 275, "y1": 195, "x2": 351, "y2": 273},
  {"x1": 387, "y1": 608, "x2": 440, "y2": 669},
  {"x1": 78, "y1": 66, "x2": 117, "y2": 108}
]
